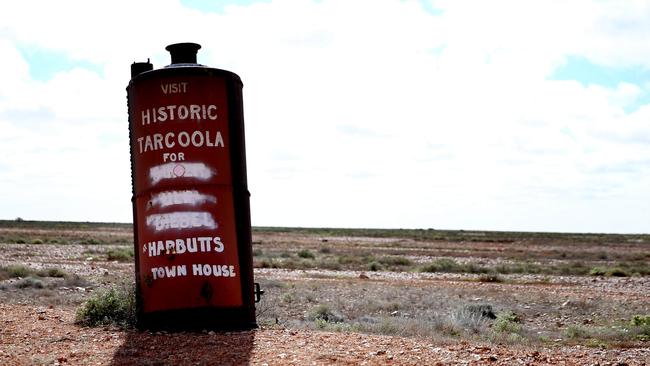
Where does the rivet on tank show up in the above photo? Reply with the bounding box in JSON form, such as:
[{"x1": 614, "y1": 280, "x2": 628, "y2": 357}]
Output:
[{"x1": 126, "y1": 42, "x2": 261, "y2": 331}]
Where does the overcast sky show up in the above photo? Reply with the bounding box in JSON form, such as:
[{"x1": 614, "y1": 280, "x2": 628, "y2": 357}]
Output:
[{"x1": 0, "y1": 0, "x2": 649, "y2": 233}]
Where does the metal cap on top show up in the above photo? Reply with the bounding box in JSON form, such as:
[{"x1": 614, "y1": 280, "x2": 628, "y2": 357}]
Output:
[{"x1": 165, "y1": 42, "x2": 202, "y2": 64}]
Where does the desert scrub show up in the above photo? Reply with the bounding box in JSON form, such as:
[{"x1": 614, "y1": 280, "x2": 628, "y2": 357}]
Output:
[
  {"x1": 451, "y1": 304, "x2": 495, "y2": 333},
  {"x1": 630, "y1": 315, "x2": 650, "y2": 340},
  {"x1": 76, "y1": 283, "x2": 136, "y2": 328},
  {"x1": 589, "y1": 266, "x2": 630, "y2": 277},
  {"x1": 1, "y1": 264, "x2": 33, "y2": 279},
  {"x1": 297, "y1": 249, "x2": 315, "y2": 259},
  {"x1": 477, "y1": 274, "x2": 503, "y2": 283},
  {"x1": 307, "y1": 304, "x2": 344, "y2": 323},
  {"x1": 36, "y1": 267, "x2": 68, "y2": 278},
  {"x1": 107, "y1": 247, "x2": 134, "y2": 262},
  {"x1": 378, "y1": 256, "x2": 412, "y2": 266},
  {"x1": 493, "y1": 311, "x2": 522, "y2": 333},
  {"x1": 14, "y1": 276, "x2": 45, "y2": 289},
  {"x1": 419, "y1": 259, "x2": 489, "y2": 274},
  {"x1": 367, "y1": 261, "x2": 383, "y2": 271}
]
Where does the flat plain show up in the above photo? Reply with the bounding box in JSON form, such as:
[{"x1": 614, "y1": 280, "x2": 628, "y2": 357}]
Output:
[{"x1": 1, "y1": 220, "x2": 649, "y2": 365}]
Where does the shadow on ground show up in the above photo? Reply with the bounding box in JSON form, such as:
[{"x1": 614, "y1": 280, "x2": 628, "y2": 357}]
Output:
[{"x1": 110, "y1": 329, "x2": 256, "y2": 366}]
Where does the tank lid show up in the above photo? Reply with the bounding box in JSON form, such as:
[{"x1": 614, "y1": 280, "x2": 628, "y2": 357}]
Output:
[{"x1": 165, "y1": 42, "x2": 201, "y2": 64}]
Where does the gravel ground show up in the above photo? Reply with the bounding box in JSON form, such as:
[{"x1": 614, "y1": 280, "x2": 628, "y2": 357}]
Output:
[
  {"x1": 1, "y1": 303, "x2": 648, "y2": 365},
  {"x1": 1, "y1": 227, "x2": 649, "y2": 365}
]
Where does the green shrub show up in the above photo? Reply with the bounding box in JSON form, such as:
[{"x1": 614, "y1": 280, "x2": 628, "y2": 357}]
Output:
[
  {"x1": 282, "y1": 258, "x2": 314, "y2": 270},
  {"x1": 107, "y1": 248, "x2": 134, "y2": 262},
  {"x1": 63, "y1": 274, "x2": 90, "y2": 288},
  {"x1": 297, "y1": 249, "x2": 315, "y2": 259},
  {"x1": 36, "y1": 268, "x2": 68, "y2": 278},
  {"x1": 378, "y1": 256, "x2": 412, "y2": 266},
  {"x1": 631, "y1": 315, "x2": 650, "y2": 327},
  {"x1": 419, "y1": 258, "x2": 464, "y2": 273},
  {"x1": 307, "y1": 304, "x2": 344, "y2": 323},
  {"x1": 478, "y1": 274, "x2": 503, "y2": 283},
  {"x1": 338, "y1": 255, "x2": 363, "y2": 265},
  {"x1": 316, "y1": 259, "x2": 342, "y2": 270},
  {"x1": 589, "y1": 266, "x2": 630, "y2": 277},
  {"x1": 606, "y1": 267, "x2": 630, "y2": 277},
  {"x1": 14, "y1": 238, "x2": 26, "y2": 244},
  {"x1": 14, "y1": 276, "x2": 45, "y2": 289},
  {"x1": 281, "y1": 293, "x2": 293, "y2": 303},
  {"x1": 629, "y1": 315, "x2": 650, "y2": 340},
  {"x1": 368, "y1": 262, "x2": 383, "y2": 271},
  {"x1": 589, "y1": 267, "x2": 607, "y2": 276},
  {"x1": 494, "y1": 311, "x2": 521, "y2": 333},
  {"x1": 32, "y1": 239, "x2": 44, "y2": 244},
  {"x1": 4, "y1": 265, "x2": 32, "y2": 278},
  {"x1": 75, "y1": 283, "x2": 136, "y2": 328},
  {"x1": 255, "y1": 258, "x2": 280, "y2": 268},
  {"x1": 565, "y1": 325, "x2": 589, "y2": 339}
]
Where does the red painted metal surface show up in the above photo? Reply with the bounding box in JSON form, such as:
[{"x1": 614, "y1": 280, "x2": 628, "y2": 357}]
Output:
[{"x1": 127, "y1": 44, "x2": 255, "y2": 329}]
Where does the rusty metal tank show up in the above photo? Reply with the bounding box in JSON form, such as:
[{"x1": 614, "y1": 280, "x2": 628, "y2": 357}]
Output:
[{"x1": 127, "y1": 42, "x2": 257, "y2": 330}]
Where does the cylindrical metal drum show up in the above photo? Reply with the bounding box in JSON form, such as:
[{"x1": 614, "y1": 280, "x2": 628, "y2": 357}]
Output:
[{"x1": 126, "y1": 43, "x2": 256, "y2": 330}]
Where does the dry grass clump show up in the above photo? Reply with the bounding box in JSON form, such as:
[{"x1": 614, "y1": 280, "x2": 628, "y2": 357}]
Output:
[{"x1": 1, "y1": 265, "x2": 70, "y2": 281}]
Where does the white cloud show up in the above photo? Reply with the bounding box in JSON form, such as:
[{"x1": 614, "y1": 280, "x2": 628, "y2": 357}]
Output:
[{"x1": 0, "y1": 0, "x2": 648, "y2": 232}]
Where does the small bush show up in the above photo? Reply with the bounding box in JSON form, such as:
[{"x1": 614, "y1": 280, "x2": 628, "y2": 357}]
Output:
[
  {"x1": 14, "y1": 276, "x2": 44, "y2": 289},
  {"x1": 378, "y1": 256, "x2": 412, "y2": 266},
  {"x1": 589, "y1": 266, "x2": 630, "y2": 277},
  {"x1": 630, "y1": 315, "x2": 650, "y2": 327},
  {"x1": 338, "y1": 255, "x2": 363, "y2": 265},
  {"x1": 282, "y1": 258, "x2": 314, "y2": 270},
  {"x1": 36, "y1": 268, "x2": 68, "y2": 278},
  {"x1": 419, "y1": 258, "x2": 457, "y2": 273},
  {"x1": 368, "y1": 262, "x2": 383, "y2": 271},
  {"x1": 75, "y1": 283, "x2": 136, "y2": 328},
  {"x1": 281, "y1": 293, "x2": 293, "y2": 303},
  {"x1": 606, "y1": 267, "x2": 630, "y2": 277},
  {"x1": 630, "y1": 317, "x2": 650, "y2": 341},
  {"x1": 107, "y1": 248, "x2": 134, "y2": 262},
  {"x1": 255, "y1": 258, "x2": 280, "y2": 268},
  {"x1": 297, "y1": 249, "x2": 315, "y2": 259},
  {"x1": 82, "y1": 238, "x2": 101, "y2": 245},
  {"x1": 494, "y1": 311, "x2": 522, "y2": 333},
  {"x1": 316, "y1": 259, "x2": 342, "y2": 270},
  {"x1": 589, "y1": 267, "x2": 607, "y2": 276},
  {"x1": 307, "y1": 304, "x2": 344, "y2": 323},
  {"x1": 14, "y1": 238, "x2": 26, "y2": 244},
  {"x1": 451, "y1": 304, "x2": 495, "y2": 333},
  {"x1": 318, "y1": 247, "x2": 331, "y2": 254},
  {"x1": 32, "y1": 239, "x2": 44, "y2": 244},
  {"x1": 4, "y1": 265, "x2": 32, "y2": 278},
  {"x1": 477, "y1": 274, "x2": 503, "y2": 283},
  {"x1": 565, "y1": 325, "x2": 589, "y2": 339}
]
